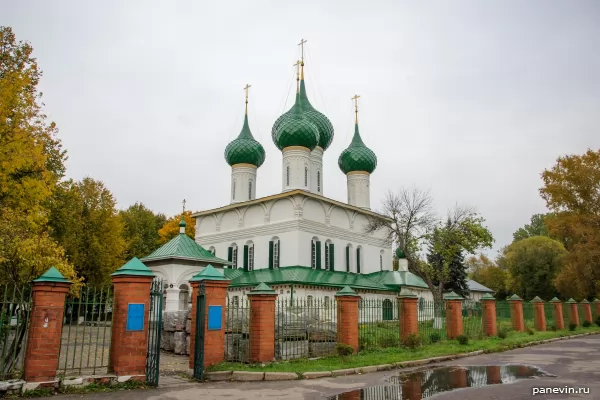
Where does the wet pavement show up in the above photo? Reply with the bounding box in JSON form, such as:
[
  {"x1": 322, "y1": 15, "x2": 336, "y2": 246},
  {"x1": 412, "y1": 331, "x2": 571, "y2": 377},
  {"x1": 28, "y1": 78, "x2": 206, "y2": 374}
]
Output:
[{"x1": 58, "y1": 334, "x2": 599, "y2": 399}]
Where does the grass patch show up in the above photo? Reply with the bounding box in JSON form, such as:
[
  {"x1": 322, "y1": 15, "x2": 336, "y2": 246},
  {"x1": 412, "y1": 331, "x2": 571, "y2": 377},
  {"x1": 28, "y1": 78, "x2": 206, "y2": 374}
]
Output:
[
  {"x1": 6, "y1": 380, "x2": 151, "y2": 399},
  {"x1": 207, "y1": 326, "x2": 600, "y2": 374}
]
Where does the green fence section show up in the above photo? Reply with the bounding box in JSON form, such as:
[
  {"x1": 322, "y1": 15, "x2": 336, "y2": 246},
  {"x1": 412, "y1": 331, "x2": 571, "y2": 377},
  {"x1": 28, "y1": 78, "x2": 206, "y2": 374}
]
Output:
[
  {"x1": 275, "y1": 297, "x2": 337, "y2": 360},
  {"x1": 0, "y1": 283, "x2": 32, "y2": 380},
  {"x1": 495, "y1": 302, "x2": 512, "y2": 331},
  {"x1": 58, "y1": 286, "x2": 113, "y2": 377},
  {"x1": 462, "y1": 302, "x2": 483, "y2": 339},
  {"x1": 418, "y1": 301, "x2": 446, "y2": 344},
  {"x1": 358, "y1": 298, "x2": 399, "y2": 350},
  {"x1": 544, "y1": 303, "x2": 555, "y2": 329},
  {"x1": 224, "y1": 296, "x2": 250, "y2": 362}
]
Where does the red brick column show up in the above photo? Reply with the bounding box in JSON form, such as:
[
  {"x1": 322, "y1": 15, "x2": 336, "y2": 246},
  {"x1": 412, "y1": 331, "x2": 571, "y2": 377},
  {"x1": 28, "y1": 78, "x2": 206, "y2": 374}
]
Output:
[
  {"x1": 248, "y1": 283, "x2": 277, "y2": 363},
  {"x1": 581, "y1": 300, "x2": 593, "y2": 323},
  {"x1": 24, "y1": 268, "x2": 72, "y2": 383},
  {"x1": 531, "y1": 297, "x2": 546, "y2": 331},
  {"x1": 401, "y1": 374, "x2": 422, "y2": 400},
  {"x1": 109, "y1": 258, "x2": 155, "y2": 378},
  {"x1": 550, "y1": 298, "x2": 564, "y2": 330},
  {"x1": 398, "y1": 293, "x2": 418, "y2": 343},
  {"x1": 336, "y1": 286, "x2": 360, "y2": 354},
  {"x1": 480, "y1": 294, "x2": 497, "y2": 337},
  {"x1": 189, "y1": 266, "x2": 230, "y2": 370},
  {"x1": 451, "y1": 367, "x2": 468, "y2": 389},
  {"x1": 508, "y1": 295, "x2": 525, "y2": 332},
  {"x1": 444, "y1": 292, "x2": 463, "y2": 339},
  {"x1": 567, "y1": 299, "x2": 579, "y2": 326},
  {"x1": 594, "y1": 299, "x2": 600, "y2": 319},
  {"x1": 486, "y1": 366, "x2": 502, "y2": 384},
  {"x1": 339, "y1": 391, "x2": 361, "y2": 400}
]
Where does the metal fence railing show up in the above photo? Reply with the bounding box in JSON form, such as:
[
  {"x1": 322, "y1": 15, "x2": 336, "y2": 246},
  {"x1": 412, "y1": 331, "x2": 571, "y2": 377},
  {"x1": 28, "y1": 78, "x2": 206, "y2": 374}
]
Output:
[
  {"x1": 225, "y1": 296, "x2": 250, "y2": 362},
  {"x1": 462, "y1": 302, "x2": 482, "y2": 339},
  {"x1": 495, "y1": 302, "x2": 512, "y2": 332},
  {"x1": 275, "y1": 297, "x2": 337, "y2": 360},
  {"x1": 358, "y1": 298, "x2": 399, "y2": 350},
  {"x1": 0, "y1": 283, "x2": 32, "y2": 380},
  {"x1": 58, "y1": 286, "x2": 113, "y2": 376},
  {"x1": 522, "y1": 302, "x2": 534, "y2": 329},
  {"x1": 418, "y1": 301, "x2": 446, "y2": 344},
  {"x1": 563, "y1": 303, "x2": 571, "y2": 328},
  {"x1": 544, "y1": 303, "x2": 555, "y2": 329}
]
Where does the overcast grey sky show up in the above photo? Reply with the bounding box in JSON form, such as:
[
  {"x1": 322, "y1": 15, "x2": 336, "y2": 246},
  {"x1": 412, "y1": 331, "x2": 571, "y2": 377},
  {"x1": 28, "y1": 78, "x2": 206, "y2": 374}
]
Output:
[{"x1": 4, "y1": 0, "x2": 600, "y2": 257}]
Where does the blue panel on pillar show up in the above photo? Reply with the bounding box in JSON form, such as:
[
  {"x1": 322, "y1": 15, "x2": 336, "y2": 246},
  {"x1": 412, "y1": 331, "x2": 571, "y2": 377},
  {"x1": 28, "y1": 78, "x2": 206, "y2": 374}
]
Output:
[
  {"x1": 126, "y1": 303, "x2": 145, "y2": 331},
  {"x1": 207, "y1": 305, "x2": 222, "y2": 330}
]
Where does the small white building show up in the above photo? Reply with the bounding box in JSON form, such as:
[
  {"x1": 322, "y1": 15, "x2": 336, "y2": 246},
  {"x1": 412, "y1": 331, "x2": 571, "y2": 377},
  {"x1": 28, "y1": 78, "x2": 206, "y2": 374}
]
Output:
[{"x1": 466, "y1": 279, "x2": 494, "y2": 302}]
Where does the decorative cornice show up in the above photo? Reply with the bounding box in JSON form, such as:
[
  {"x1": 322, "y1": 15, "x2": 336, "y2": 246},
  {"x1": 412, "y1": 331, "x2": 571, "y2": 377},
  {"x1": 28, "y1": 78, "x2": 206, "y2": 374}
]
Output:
[
  {"x1": 347, "y1": 171, "x2": 370, "y2": 176},
  {"x1": 283, "y1": 146, "x2": 311, "y2": 153},
  {"x1": 231, "y1": 163, "x2": 258, "y2": 169}
]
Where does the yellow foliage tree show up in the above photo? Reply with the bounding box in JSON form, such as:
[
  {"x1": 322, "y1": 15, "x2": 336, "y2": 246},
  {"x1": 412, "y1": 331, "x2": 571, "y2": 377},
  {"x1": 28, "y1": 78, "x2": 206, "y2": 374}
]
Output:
[{"x1": 158, "y1": 211, "x2": 195, "y2": 244}]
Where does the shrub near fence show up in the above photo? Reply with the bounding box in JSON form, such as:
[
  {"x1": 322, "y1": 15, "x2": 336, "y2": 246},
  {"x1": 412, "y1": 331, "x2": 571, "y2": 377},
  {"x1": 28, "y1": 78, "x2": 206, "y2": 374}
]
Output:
[
  {"x1": 0, "y1": 283, "x2": 32, "y2": 380},
  {"x1": 58, "y1": 286, "x2": 113, "y2": 376},
  {"x1": 358, "y1": 298, "x2": 399, "y2": 350},
  {"x1": 224, "y1": 296, "x2": 250, "y2": 363},
  {"x1": 275, "y1": 297, "x2": 337, "y2": 360}
]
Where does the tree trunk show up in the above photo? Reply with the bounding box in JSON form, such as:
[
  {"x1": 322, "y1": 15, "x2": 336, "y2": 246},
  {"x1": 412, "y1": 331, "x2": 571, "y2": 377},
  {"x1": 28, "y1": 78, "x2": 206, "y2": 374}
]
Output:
[{"x1": 433, "y1": 291, "x2": 444, "y2": 329}]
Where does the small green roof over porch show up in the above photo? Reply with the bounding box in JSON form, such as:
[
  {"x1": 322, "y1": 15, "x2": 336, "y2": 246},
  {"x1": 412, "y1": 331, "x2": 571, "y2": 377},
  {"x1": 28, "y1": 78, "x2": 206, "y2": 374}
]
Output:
[{"x1": 141, "y1": 233, "x2": 231, "y2": 265}]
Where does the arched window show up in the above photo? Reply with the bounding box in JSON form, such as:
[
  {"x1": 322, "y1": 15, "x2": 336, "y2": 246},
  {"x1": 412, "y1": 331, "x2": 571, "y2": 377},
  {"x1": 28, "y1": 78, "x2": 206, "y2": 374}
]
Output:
[
  {"x1": 356, "y1": 246, "x2": 362, "y2": 274},
  {"x1": 248, "y1": 180, "x2": 252, "y2": 200},
  {"x1": 317, "y1": 170, "x2": 321, "y2": 192},
  {"x1": 286, "y1": 165, "x2": 290, "y2": 186},
  {"x1": 345, "y1": 244, "x2": 353, "y2": 272},
  {"x1": 419, "y1": 297, "x2": 425, "y2": 311},
  {"x1": 228, "y1": 243, "x2": 238, "y2": 269},
  {"x1": 324, "y1": 296, "x2": 330, "y2": 310},
  {"x1": 325, "y1": 240, "x2": 334, "y2": 271},
  {"x1": 232, "y1": 296, "x2": 240, "y2": 308},
  {"x1": 304, "y1": 166, "x2": 308, "y2": 187},
  {"x1": 269, "y1": 236, "x2": 280, "y2": 269},
  {"x1": 209, "y1": 246, "x2": 216, "y2": 256},
  {"x1": 307, "y1": 295, "x2": 313, "y2": 307},
  {"x1": 311, "y1": 237, "x2": 321, "y2": 269},
  {"x1": 245, "y1": 241, "x2": 254, "y2": 271},
  {"x1": 380, "y1": 250, "x2": 385, "y2": 271},
  {"x1": 232, "y1": 179, "x2": 236, "y2": 200},
  {"x1": 178, "y1": 284, "x2": 190, "y2": 311}
]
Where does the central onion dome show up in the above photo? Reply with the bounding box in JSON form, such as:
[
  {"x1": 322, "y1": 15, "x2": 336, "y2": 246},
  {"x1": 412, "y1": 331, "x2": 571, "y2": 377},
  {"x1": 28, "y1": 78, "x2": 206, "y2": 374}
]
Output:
[
  {"x1": 224, "y1": 113, "x2": 266, "y2": 167},
  {"x1": 272, "y1": 91, "x2": 320, "y2": 151},
  {"x1": 272, "y1": 64, "x2": 333, "y2": 151},
  {"x1": 338, "y1": 123, "x2": 377, "y2": 174}
]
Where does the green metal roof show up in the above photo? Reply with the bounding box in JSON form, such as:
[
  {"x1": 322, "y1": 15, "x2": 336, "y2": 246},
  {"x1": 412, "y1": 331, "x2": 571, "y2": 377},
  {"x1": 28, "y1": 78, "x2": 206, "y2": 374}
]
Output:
[
  {"x1": 336, "y1": 285, "x2": 359, "y2": 297},
  {"x1": 365, "y1": 270, "x2": 429, "y2": 289},
  {"x1": 249, "y1": 282, "x2": 277, "y2": 295},
  {"x1": 443, "y1": 291, "x2": 463, "y2": 300},
  {"x1": 141, "y1": 233, "x2": 232, "y2": 265},
  {"x1": 338, "y1": 123, "x2": 377, "y2": 174},
  {"x1": 34, "y1": 266, "x2": 71, "y2": 284},
  {"x1": 298, "y1": 79, "x2": 334, "y2": 150},
  {"x1": 190, "y1": 265, "x2": 228, "y2": 282},
  {"x1": 566, "y1": 298, "x2": 576, "y2": 304},
  {"x1": 224, "y1": 114, "x2": 266, "y2": 167},
  {"x1": 580, "y1": 299, "x2": 589, "y2": 304},
  {"x1": 550, "y1": 297, "x2": 561, "y2": 303},
  {"x1": 481, "y1": 293, "x2": 495, "y2": 300},
  {"x1": 531, "y1": 296, "x2": 544, "y2": 303},
  {"x1": 112, "y1": 257, "x2": 155, "y2": 277}
]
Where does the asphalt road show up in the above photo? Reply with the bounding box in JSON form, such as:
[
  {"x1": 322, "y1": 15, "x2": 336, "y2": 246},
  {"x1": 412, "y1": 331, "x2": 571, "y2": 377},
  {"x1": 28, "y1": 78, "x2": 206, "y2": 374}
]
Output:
[{"x1": 60, "y1": 334, "x2": 600, "y2": 400}]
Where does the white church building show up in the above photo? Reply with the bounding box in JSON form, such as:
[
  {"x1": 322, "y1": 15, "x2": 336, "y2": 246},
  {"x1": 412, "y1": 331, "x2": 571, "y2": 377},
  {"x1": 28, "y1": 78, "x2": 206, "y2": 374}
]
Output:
[{"x1": 142, "y1": 45, "x2": 432, "y2": 314}]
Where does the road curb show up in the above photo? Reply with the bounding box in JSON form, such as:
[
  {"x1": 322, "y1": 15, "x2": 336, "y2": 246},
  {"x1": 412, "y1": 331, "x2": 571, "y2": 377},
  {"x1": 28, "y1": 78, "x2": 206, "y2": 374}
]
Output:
[{"x1": 210, "y1": 332, "x2": 599, "y2": 382}]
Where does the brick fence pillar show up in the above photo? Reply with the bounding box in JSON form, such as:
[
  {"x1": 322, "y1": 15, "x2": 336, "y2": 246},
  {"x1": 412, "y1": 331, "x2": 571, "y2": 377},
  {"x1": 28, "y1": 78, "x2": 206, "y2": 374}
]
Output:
[
  {"x1": 109, "y1": 257, "x2": 155, "y2": 378},
  {"x1": 189, "y1": 266, "x2": 230, "y2": 371},
  {"x1": 480, "y1": 293, "x2": 497, "y2": 337},
  {"x1": 398, "y1": 289, "x2": 418, "y2": 344},
  {"x1": 444, "y1": 291, "x2": 464, "y2": 339},
  {"x1": 401, "y1": 373, "x2": 422, "y2": 400},
  {"x1": 486, "y1": 366, "x2": 502, "y2": 384},
  {"x1": 566, "y1": 298, "x2": 579, "y2": 326},
  {"x1": 24, "y1": 267, "x2": 72, "y2": 383},
  {"x1": 594, "y1": 299, "x2": 600, "y2": 320},
  {"x1": 248, "y1": 283, "x2": 277, "y2": 363},
  {"x1": 335, "y1": 286, "x2": 360, "y2": 354},
  {"x1": 508, "y1": 294, "x2": 525, "y2": 332},
  {"x1": 580, "y1": 300, "x2": 593, "y2": 323},
  {"x1": 531, "y1": 296, "x2": 546, "y2": 331},
  {"x1": 550, "y1": 297, "x2": 564, "y2": 330}
]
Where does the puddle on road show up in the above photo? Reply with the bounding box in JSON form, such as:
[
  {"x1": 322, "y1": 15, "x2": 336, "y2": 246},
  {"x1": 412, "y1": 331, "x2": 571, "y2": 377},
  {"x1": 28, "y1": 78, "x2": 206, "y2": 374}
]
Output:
[{"x1": 327, "y1": 365, "x2": 554, "y2": 399}]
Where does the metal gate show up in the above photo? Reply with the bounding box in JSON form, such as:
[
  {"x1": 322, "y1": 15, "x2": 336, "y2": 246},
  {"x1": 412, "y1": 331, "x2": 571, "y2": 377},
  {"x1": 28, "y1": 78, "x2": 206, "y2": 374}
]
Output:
[
  {"x1": 146, "y1": 279, "x2": 163, "y2": 386},
  {"x1": 193, "y1": 281, "x2": 206, "y2": 380}
]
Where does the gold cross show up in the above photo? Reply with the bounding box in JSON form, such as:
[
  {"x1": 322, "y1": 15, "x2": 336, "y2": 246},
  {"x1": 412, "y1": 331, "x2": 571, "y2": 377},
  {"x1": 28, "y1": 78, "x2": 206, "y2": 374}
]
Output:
[
  {"x1": 243, "y1": 84, "x2": 251, "y2": 114},
  {"x1": 182, "y1": 199, "x2": 186, "y2": 214},
  {"x1": 298, "y1": 39, "x2": 307, "y2": 62},
  {"x1": 351, "y1": 94, "x2": 360, "y2": 123}
]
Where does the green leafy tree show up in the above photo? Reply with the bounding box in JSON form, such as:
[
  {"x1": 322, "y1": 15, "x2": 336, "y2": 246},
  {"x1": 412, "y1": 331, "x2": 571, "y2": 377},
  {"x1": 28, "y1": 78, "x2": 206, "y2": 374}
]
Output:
[
  {"x1": 428, "y1": 224, "x2": 470, "y2": 298},
  {"x1": 505, "y1": 236, "x2": 566, "y2": 300},
  {"x1": 49, "y1": 178, "x2": 126, "y2": 285},
  {"x1": 119, "y1": 202, "x2": 166, "y2": 259},
  {"x1": 467, "y1": 254, "x2": 509, "y2": 299},
  {"x1": 513, "y1": 214, "x2": 551, "y2": 242}
]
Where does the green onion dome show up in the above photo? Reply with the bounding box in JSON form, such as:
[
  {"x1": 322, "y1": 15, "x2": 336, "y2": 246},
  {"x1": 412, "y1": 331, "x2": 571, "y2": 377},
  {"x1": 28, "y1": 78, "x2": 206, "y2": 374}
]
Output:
[
  {"x1": 338, "y1": 123, "x2": 377, "y2": 174},
  {"x1": 224, "y1": 114, "x2": 266, "y2": 167},
  {"x1": 298, "y1": 79, "x2": 334, "y2": 150},
  {"x1": 272, "y1": 92, "x2": 320, "y2": 151}
]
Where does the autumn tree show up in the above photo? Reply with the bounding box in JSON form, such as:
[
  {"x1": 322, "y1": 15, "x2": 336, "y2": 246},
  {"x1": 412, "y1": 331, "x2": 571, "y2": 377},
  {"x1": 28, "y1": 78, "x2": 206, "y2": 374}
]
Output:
[
  {"x1": 466, "y1": 254, "x2": 509, "y2": 299},
  {"x1": 49, "y1": 178, "x2": 126, "y2": 285},
  {"x1": 540, "y1": 149, "x2": 600, "y2": 298},
  {"x1": 158, "y1": 211, "x2": 195, "y2": 244},
  {"x1": 504, "y1": 236, "x2": 566, "y2": 300},
  {"x1": 0, "y1": 26, "x2": 77, "y2": 285},
  {"x1": 119, "y1": 202, "x2": 166, "y2": 259}
]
